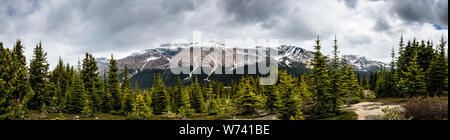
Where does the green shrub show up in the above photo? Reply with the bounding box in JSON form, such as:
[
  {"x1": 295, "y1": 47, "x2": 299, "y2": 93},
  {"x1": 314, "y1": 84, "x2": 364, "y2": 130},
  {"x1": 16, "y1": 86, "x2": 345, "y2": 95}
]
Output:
[
  {"x1": 366, "y1": 92, "x2": 376, "y2": 101},
  {"x1": 382, "y1": 107, "x2": 408, "y2": 120},
  {"x1": 125, "y1": 112, "x2": 146, "y2": 120},
  {"x1": 403, "y1": 97, "x2": 448, "y2": 120},
  {"x1": 327, "y1": 111, "x2": 358, "y2": 120}
]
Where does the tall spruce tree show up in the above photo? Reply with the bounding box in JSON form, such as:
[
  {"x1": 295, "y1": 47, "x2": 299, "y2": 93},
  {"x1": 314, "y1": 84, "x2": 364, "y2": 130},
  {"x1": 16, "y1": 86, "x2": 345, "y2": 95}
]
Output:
[
  {"x1": 142, "y1": 88, "x2": 152, "y2": 115},
  {"x1": 102, "y1": 70, "x2": 114, "y2": 113},
  {"x1": 29, "y1": 42, "x2": 50, "y2": 109},
  {"x1": 127, "y1": 90, "x2": 151, "y2": 120},
  {"x1": 107, "y1": 55, "x2": 122, "y2": 113},
  {"x1": 264, "y1": 85, "x2": 279, "y2": 114},
  {"x1": 12, "y1": 40, "x2": 32, "y2": 102},
  {"x1": 356, "y1": 73, "x2": 361, "y2": 86},
  {"x1": 206, "y1": 82, "x2": 219, "y2": 115},
  {"x1": 67, "y1": 63, "x2": 86, "y2": 114},
  {"x1": 179, "y1": 85, "x2": 192, "y2": 118},
  {"x1": 417, "y1": 41, "x2": 434, "y2": 72},
  {"x1": 81, "y1": 89, "x2": 93, "y2": 117},
  {"x1": 237, "y1": 78, "x2": 264, "y2": 114},
  {"x1": 120, "y1": 65, "x2": 132, "y2": 114},
  {"x1": 369, "y1": 72, "x2": 378, "y2": 90},
  {"x1": 426, "y1": 37, "x2": 448, "y2": 96},
  {"x1": 49, "y1": 58, "x2": 67, "y2": 109},
  {"x1": 362, "y1": 74, "x2": 369, "y2": 90},
  {"x1": 0, "y1": 42, "x2": 34, "y2": 120},
  {"x1": 276, "y1": 71, "x2": 304, "y2": 120},
  {"x1": 190, "y1": 76, "x2": 205, "y2": 113},
  {"x1": 399, "y1": 49, "x2": 427, "y2": 97},
  {"x1": 388, "y1": 46, "x2": 400, "y2": 96},
  {"x1": 172, "y1": 77, "x2": 184, "y2": 114},
  {"x1": 341, "y1": 56, "x2": 360, "y2": 105},
  {"x1": 310, "y1": 37, "x2": 334, "y2": 117},
  {"x1": 299, "y1": 73, "x2": 312, "y2": 102},
  {"x1": 329, "y1": 36, "x2": 345, "y2": 113},
  {"x1": 151, "y1": 73, "x2": 169, "y2": 115},
  {"x1": 81, "y1": 53, "x2": 100, "y2": 112},
  {"x1": 375, "y1": 64, "x2": 387, "y2": 97},
  {"x1": 330, "y1": 36, "x2": 343, "y2": 93}
]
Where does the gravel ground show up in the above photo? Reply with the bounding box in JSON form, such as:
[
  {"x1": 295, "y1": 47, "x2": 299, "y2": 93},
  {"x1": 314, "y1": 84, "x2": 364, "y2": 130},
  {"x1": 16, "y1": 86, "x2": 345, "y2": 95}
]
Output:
[{"x1": 346, "y1": 102, "x2": 404, "y2": 120}]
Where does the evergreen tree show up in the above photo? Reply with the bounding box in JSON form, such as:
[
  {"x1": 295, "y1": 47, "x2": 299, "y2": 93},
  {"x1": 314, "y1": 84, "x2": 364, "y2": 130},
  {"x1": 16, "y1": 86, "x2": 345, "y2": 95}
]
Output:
[
  {"x1": 206, "y1": 82, "x2": 219, "y2": 115},
  {"x1": 0, "y1": 43, "x2": 34, "y2": 120},
  {"x1": 341, "y1": 57, "x2": 360, "y2": 105},
  {"x1": 60, "y1": 65, "x2": 75, "y2": 112},
  {"x1": 142, "y1": 88, "x2": 152, "y2": 114},
  {"x1": 107, "y1": 55, "x2": 122, "y2": 113},
  {"x1": 426, "y1": 37, "x2": 448, "y2": 96},
  {"x1": 67, "y1": 65, "x2": 85, "y2": 114},
  {"x1": 151, "y1": 73, "x2": 169, "y2": 115},
  {"x1": 127, "y1": 91, "x2": 152, "y2": 120},
  {"x1": 369, "y1": 72, "x2": 378, "y2": 90},
  {"x1": 310, "y1": 37, "x2": 333, "y2": 117},
  {"x1": 49, "y1": 58, "x2": 67, "y2": 110},
  {"x1": 81, "y1": 53, "x2": 100, "y2": 112},
  {"x1": 388, "y1": 46, "x2": 400, "y2": 97},
  {"x1": 417, "y1": 41, "x2": 434, "y2": 72},
  {"x1": 81, "y1": 91, "x2": 93, "y2": 117},
  {"x1": 330, "y1": 36, "x2": 343, "y2": 93},
  {"x1": 356, "y1": 73, "x2": 361, "y2": 86},
  {"x1": 399, "y1": 49, "x2": 427, "y2": 97},
  {"x1": 179, "y1": 86, "x2": 192, "y2": 118},
  {"x1": 190, "y1": 76, "x2": 205, "y2": 113},
  {"x1": 93, "y1": 75, "x2": 104, "y2": 112},
  {"x1": 102, "y1": 71, "x2": 114, "y2": 113},
  {"x1": 398, "y1": 39, "x2": 416, "y2": 79},
  {"x1": 264, "y1": 85, "x2": 279, "y2": 114},
  {"x1": 375, "y1": 65, "x2": 387, "y2": 97},
  {"x1": 29, "y1": 42, "x2": 50, "y2": 109},
  {"x1": 328, "y1": 37, "x2": 345, "y2": 113},
  {"x1": 276, "y1": 71, "x2": 304, "y2": 120},
  {"x1": 120, "y1": 66, "x2": 132, "y2": 114},
  {"x1": 362, "y1": 74, "x2": 369, "y2": 90},
  {"x1": 12, "y1": 40, "x2": 32, "y2": 101},
  {"x1": 237, "y1": 78, "x2": 264, "y2": 114},
  {"x1": 172, "y1": 77, "x2": 184, "y2": 114},
  {"x1": 298, "y1": 73, "x2": 312, "y2": 102}
]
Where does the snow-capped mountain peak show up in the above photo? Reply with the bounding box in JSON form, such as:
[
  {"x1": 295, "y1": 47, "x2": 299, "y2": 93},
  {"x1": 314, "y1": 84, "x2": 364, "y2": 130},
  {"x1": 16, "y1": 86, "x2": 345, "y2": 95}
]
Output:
[{"x1": 96, "y1": 44, "x2": 386, "y2": 76}]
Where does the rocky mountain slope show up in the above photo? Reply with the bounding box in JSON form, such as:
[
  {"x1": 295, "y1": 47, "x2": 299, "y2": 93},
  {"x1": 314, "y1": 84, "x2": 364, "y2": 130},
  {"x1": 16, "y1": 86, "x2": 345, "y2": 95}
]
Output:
[{"x1": 97, "y1": 43, "x2": 385, "y2": 76}]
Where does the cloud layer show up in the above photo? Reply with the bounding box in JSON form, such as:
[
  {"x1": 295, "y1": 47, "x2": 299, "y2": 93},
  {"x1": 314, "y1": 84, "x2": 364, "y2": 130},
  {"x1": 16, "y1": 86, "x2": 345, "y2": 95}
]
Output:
[{"x1": 0, "y1": 0, "x2": 447, "y2": 67}]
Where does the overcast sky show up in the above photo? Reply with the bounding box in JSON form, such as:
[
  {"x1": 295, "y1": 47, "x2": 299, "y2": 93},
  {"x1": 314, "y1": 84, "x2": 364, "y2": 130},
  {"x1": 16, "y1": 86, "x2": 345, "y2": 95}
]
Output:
[{"x1": 0, "y1": 0, "x2": 448, "y2": 68}]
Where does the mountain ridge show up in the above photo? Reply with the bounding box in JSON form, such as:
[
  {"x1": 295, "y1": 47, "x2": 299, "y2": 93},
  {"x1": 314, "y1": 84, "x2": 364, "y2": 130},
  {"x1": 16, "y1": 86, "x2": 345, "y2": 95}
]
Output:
[{"x1": 96, "y1": 43, "x2": 386, "y2": 75}]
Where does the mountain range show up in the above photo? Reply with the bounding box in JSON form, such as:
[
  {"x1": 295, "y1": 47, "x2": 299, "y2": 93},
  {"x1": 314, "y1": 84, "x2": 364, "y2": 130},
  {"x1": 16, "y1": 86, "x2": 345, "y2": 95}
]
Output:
[{"x1": 96, "y1": 42, "x2": 385, "y2": 88}]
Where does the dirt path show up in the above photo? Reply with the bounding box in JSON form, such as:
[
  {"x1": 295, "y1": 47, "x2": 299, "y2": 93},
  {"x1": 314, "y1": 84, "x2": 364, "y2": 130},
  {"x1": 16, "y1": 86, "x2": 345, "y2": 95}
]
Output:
[{"x1": 346, "y1": 102, "x2": 404, "y2": 120}]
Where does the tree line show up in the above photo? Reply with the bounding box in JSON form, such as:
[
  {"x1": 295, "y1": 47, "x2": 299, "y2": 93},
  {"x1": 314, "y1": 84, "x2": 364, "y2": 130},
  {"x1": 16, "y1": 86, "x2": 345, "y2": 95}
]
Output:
[
  {"x1": 369, "y1": 35, "x2": 448, "y2": 98},
  {"x1": 0, "y1": 35, "x2": 447, "y2": 120}
]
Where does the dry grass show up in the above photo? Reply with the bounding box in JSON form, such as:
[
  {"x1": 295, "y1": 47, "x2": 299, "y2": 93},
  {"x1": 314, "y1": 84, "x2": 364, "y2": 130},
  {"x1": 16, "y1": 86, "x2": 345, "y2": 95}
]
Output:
[{"x1": 402, "y1": 97, "x2": 448, "y2": 120}]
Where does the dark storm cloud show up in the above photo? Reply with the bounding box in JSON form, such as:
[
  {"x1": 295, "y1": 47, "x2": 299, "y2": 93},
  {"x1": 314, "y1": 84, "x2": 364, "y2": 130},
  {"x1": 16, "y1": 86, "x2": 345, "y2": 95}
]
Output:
[
  {"x1": 220, "y1": 0, "x2": 288, "y2": 28},
  {"x1": 0, "y1": 0, "x2": 447, "y2": 67},
  {"x1": 40, "y1": 0, "x2": 203, "y2": 52},
  {"x1": 389, "y1": 0, "x2": 448, "y2": 28},
  {"x1": 274, "y1": 16, "x2": 318, "y2": 41},
  {"x1": 343, "y1": 0, "x2": 358, "y2": 9},
  {"x1": 373, "y1": 18, "x2": 392, "y2": 33},
  {"x1": 161, "y1": 0, "x2": 198, "y2": 14}
]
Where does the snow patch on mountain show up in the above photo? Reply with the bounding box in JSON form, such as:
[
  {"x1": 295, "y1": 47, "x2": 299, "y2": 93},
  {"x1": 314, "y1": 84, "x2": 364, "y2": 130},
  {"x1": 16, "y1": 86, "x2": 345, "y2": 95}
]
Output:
[{"x1": 96, "y1": 43, "x2": 386, "y2": 77}]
